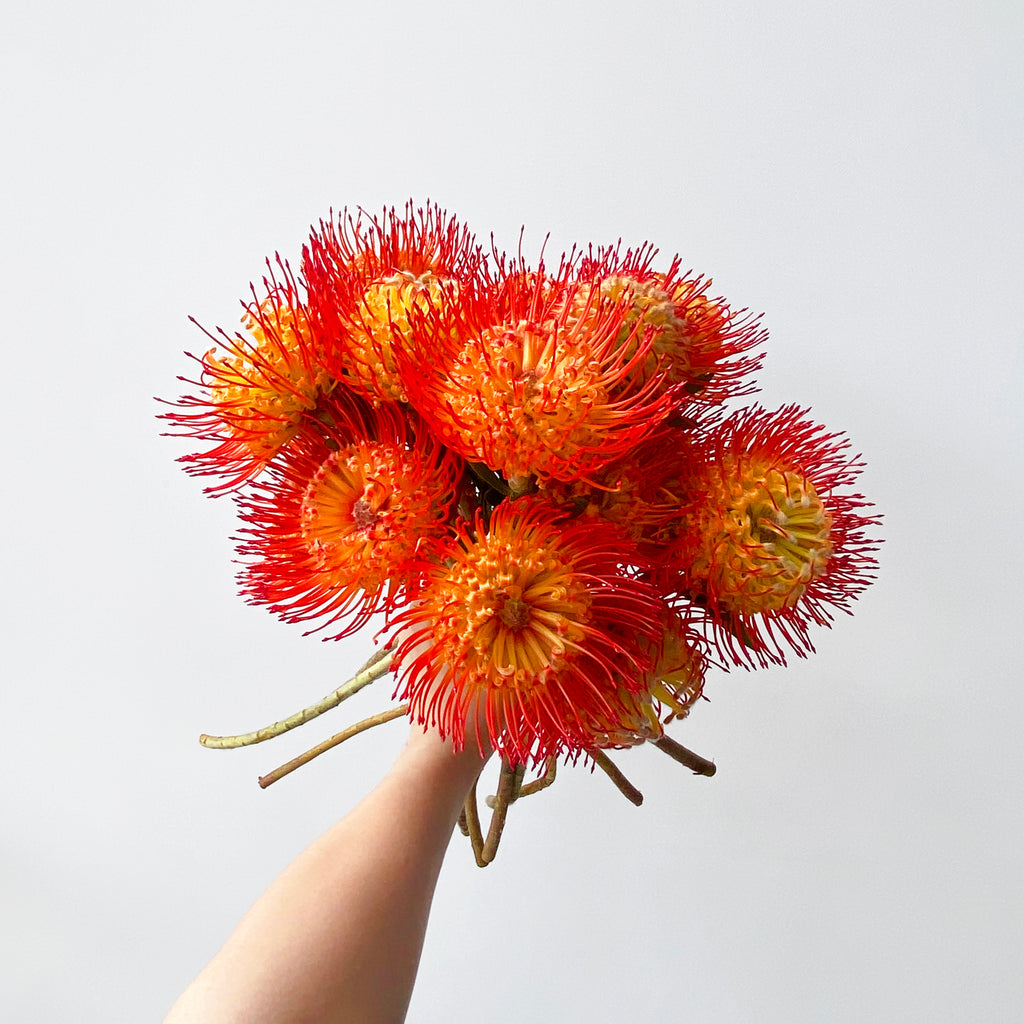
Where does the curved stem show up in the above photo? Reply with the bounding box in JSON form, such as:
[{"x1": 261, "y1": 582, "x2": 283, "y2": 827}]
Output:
[
  {"x1": 467, "y1": 462, "x2": 510, "y2": 497},
  {"x1": 518, "y1": 756, "x2": 557, "y2": 797},
  {"x1": 463, "y1": 779, "x2": 487, "y2": 867},
  {"x1": 652, "y1": 735, "x2": 717, "y2": 776},
  {"x1": 200, "y1": 647, "x2": 394, "y2": 749},
  {"x1": 257, "y1": 704, "x2": 409, "y2": 789},
  {"x1": 590, "y1": 748, "x2": 644, "y2": 806},
  {"x1": 484, "y1": 761, "x2": 526, "y2": 809},
  {"x1": 480, "y1": 759, "x2": 518, "y2": 864}
]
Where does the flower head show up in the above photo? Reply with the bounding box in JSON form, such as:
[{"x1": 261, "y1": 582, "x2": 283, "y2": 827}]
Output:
[
  {"x1": 391, "y1": 497, "x2": 667, "y2": 763},
  {"x1": 579, "y1": 609, "x2": 710, "y2": 748},
  {"x1": 161, "y1": 262, "x2": 332, "y2": 493},
  {"x1": 570, "y1": 244, "x2": 767, "y2": 406},
  {"x1": 302, "y1": 201, "x2": 485, "y2": 403},
  {"x1": 400, "y1": 262, "x2": 679, "y2": 487},
  {"x1": 236, "y1": 394, "x2": 464, "y2": 639},
  {"x1": 664, "y1": 405, "x2": 880, "y2": 665},
  {"x1": 536, "y1": 417, "x2": 710, "y2": 547}
]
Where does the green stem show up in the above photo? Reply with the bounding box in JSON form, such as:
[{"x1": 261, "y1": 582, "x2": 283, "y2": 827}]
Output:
[{"x1": 468, "y1": 462, "x2": 510, "y2": 496}]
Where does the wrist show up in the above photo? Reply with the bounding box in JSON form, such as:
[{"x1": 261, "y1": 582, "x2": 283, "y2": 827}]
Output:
[{"x1": 397, "y1": 720, "x2": 492, "y2": 800}]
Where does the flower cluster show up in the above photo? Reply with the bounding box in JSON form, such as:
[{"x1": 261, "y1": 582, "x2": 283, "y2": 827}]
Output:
[{"x1": 163, "y1": 201, "x2": 879, "y2": 852}]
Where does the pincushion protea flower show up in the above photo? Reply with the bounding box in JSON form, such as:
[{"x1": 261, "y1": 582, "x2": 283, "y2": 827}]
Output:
[
  {"x1": 391, "y1": 497, "x2": 667, "y2": 764},
  {"x1": 163, "y1": 199, "x2": 880, "y2": 867},
  {"x1": 236, "y1": 394, "x2": 464, "y2": 639},
  {"x1": 579, "y1": 610, "x2": 710, "y2": 748},
  {"x1": 648, "y1": 610, "x2": 711, "y2": 721},
  {"x1": 161, "y1": 261, "x2": 333, "y2": 493},
  {"x1": 400, "y1": 260, "x2": 682, "y2": 487},
  {"x1": 569, "y1": 243, "x2": 767, "y2": 405},
  {"x1": 663, "y1": 404, "x2": 880, "y2": 666},
  {"x1": 536, "y1": 418, "x2": 711, "y2": 546},
  {"x1": 301, "y1": 201, "x2": 485, "y2": 404}
]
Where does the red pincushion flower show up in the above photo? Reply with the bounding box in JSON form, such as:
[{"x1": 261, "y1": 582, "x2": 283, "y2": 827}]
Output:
[
  {"x1": 661, "y1": 405, "x2": 880, "y2": 666},
  {"x1": 578, "y1": 608, "x2": 711, "y2": 749},
  {"x1": 570, "y1": 243, "x2": 767, "y2": 407},
  {"x1": 390, "y1": 497, "x2": 668, "y2": 764},
  {"x1": 235, "y1": 394, "x2": 464, "y2": 640},
  {"x1": 398, "y1": 260, "x2": 682, "y2": 489},
  {"x1": 301, "y1": 201, "x2": 486, "y2": 404},
  {"x1": 160, "y1": 261, "x2": 333, "y2": 494},
  {"x1": 536, "y1": 417, "x2": 713, "y2": 549}
]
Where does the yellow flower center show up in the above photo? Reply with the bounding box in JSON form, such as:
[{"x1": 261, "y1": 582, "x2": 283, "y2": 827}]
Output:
[
  {"x1": 348, "y1": 272, "x2": 454, "y2": 402},
  {"x1": 299, "y1": 441, "x2": 439, "y2": 589},
  {"x1": 498, "y1": 594, "x2": 533, "y2": 630},
  {"x1": 432, "y1": 526, "x2": 593, "y2": 691},
  {"x1": 209, "y1": 300, "x2": 328, "y2": 459},
  {"x1": 437, "y1": 318, "x2": 611, "y2": 481},
  {"x1": 695, "y1": 458, "x2": 833, "y2": 613}
]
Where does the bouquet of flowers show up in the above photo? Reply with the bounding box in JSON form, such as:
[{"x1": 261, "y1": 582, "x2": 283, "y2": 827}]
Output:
[{"x1": 162, "y1": 201, "x2": 879, "y2": 865}]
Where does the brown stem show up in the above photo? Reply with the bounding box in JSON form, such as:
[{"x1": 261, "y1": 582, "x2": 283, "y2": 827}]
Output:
[
  {"x1": 463, "y1": 780, "x2": 487, "y2": 867},
  {"x1": 257, "y1": 703, "x2": 408, "y2": 789},
  {"x1": 485, "y1": 761, "x2": 526, "y2": 809},
  {"x1": 519, "y1": 756, "x2": 557, "y2": 797},
  {"x1": 480, "y1": 759, "x2": 517, "y2": 865},
  {"x1": 590, "y1": 748, "x2": 644, "y2": 806},
  {"x1": 652, "y1": 735, "x2": 717, "y2": 776}
]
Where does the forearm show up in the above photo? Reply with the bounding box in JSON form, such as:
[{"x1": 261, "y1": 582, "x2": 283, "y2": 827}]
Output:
[{"x1": 165, "y1": 727, "x2": 489, "y2": 1024}]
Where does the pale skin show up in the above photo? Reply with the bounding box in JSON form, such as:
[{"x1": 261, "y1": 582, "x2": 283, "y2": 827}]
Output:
[{"x1": 164, "y1": 725, "x2": 491, "y2": 1024}]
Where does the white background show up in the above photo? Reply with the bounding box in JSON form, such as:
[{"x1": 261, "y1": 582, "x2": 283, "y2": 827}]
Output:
[{"x1": 3, "y1": 1, "x2": 1022, "y2": 1021}]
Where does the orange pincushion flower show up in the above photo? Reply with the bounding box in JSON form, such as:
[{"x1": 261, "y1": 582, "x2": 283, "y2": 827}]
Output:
[
  {"x1": 665, "y1": 405, "x2": 880, "y2": 665},
  {"x1": 391, "y1": 498, "x2": 667, "y2": 763},
  {"x1": 302, "y1": 201, "x2": 485, "y2": 403},
  {"x1": 580, "y1": 609, "x2": 709, "y2": 748},
  {"x1": 162, "y1": 262, "x2": 333, "y2": 493},
  {"x1": 569, "y1": 244, "x2": 767, "y2": 405},
  {"x1": 347, "y1": 272, "x2": 455, "y2": 402},
  {"x1": 581, "y1": 684, "x2": 664, "y2": 749},
  {"x1": 536, "y1": 418, "x2": 710, "y2": 546},
  {"x1": 236, "y1": 396, "x2": 464, "y2": 639},
  {"x1": 400, "y1": 264, "x2": 680, "y2": 487},
  {"x1": 649, "y1": 610, "x2": 710, "y2": 721}
]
